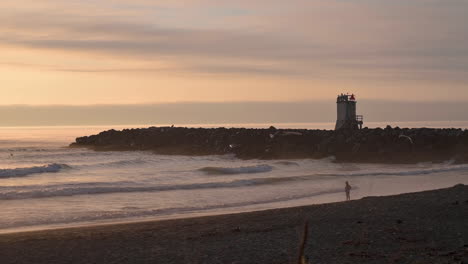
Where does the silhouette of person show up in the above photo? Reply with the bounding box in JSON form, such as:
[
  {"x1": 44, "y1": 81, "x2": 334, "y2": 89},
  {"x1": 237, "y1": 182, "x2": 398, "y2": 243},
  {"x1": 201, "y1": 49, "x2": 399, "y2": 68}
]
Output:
[{"x1": 345, "y1": 181, "x2": 352, "y2": 201}]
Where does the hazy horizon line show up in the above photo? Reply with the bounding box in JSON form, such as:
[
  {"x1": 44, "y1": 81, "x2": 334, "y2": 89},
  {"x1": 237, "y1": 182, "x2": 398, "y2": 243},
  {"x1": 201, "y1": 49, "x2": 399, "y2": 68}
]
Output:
[
  {"x1": 2, "y1": 99, "x2": 468, "y2": 107},
  {"x1": 0, "y1": 101, "x2": 467, "y2": 126},
  {"x1": 1, "y1": 120, "x2": 468, "y2": 127}
]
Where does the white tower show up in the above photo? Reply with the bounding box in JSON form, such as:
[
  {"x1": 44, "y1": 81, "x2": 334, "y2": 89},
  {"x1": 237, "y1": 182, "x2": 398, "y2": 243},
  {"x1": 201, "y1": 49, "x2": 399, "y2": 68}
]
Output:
[{"x1": 335, "y1": 94, "x2": 363, "y2": 130}]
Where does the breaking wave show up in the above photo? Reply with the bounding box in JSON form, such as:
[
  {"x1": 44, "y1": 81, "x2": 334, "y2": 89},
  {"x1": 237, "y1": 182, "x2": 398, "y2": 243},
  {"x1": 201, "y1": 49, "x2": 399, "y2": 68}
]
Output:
[
  {"x1": 0, "y1": 163, "x2": 71, "y2": 179},
  {"x1": 199, "y1": 164, "x2": 273, "y2": 175},
  {"x1": 4, "y1": 163, "x2": 464, "y2": 198},
  {"x1": 0, "y1": 174, "x2": 315, "y2": 200}
]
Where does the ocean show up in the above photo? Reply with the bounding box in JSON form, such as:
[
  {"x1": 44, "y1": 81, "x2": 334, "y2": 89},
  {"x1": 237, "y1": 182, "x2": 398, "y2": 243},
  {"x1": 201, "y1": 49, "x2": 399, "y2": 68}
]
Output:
[{"x1": 1, "y1": 122, "x2": 468, "y2": 234}]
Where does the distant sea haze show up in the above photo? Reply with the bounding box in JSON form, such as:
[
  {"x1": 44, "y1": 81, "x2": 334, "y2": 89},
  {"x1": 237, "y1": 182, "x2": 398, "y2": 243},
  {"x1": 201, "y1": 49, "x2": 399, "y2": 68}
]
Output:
[{"x1": 0, "y1": 100, "x2": 467, "y2": 126}]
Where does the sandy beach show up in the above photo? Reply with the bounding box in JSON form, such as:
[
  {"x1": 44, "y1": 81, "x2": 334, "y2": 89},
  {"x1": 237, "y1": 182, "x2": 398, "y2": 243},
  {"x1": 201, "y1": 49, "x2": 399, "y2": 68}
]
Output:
[{"x1": 0, "y1": 185, "x2": 467, "y2": 264}]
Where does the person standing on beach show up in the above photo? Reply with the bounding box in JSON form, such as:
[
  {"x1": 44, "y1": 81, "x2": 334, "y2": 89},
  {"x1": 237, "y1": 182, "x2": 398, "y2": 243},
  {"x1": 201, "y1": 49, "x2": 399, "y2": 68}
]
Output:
[{"x1": 345, "y1": 181, "x2": 352, "y2": 201}]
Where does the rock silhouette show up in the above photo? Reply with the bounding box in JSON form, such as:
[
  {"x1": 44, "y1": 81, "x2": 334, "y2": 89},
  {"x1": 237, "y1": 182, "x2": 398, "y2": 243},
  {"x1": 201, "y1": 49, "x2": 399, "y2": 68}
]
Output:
[{"x1": 70, "y1": 126, "x2": 468, "y2": 163}]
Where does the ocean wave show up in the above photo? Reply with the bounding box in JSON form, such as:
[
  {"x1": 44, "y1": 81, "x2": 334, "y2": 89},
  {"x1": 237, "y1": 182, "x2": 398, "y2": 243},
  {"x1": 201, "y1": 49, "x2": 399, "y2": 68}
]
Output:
[
  {"x1": 0, "y1": 163, "x2": 71, "y2": 179},
  {"x1": 0, "y1": 174, "x2": 314, "y2": 200},
  {"x1": 199, "y1": 164, "x2": 273, "y2": 175},
  {"x1": 0, "y1": 181, "x2": 137, "y2": 191},
  {"x1": 1, "y1": 187, "x2": 344, "y2": 230},
  {"x1": 11, "y1": 149, "x2": 93, "y2": 159},
  {"x1": 0, "y1": 146, "x2": 61, "y2": 153},
  {"x1": 320, "y1": 164, "x2": 468, "y2": 178},
  {"x1": 2, "y1": 163, "x2": 465, "y2": 199},
  {"x1": 82, "y1": 159, "x2": 148, "y2": 168}
]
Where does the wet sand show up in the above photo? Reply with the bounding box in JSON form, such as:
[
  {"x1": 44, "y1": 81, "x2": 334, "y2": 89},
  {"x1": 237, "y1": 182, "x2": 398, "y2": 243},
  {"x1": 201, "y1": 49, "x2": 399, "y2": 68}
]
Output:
[{"x1": 1, "y1": 185, "x2": 467, "y2": 264}]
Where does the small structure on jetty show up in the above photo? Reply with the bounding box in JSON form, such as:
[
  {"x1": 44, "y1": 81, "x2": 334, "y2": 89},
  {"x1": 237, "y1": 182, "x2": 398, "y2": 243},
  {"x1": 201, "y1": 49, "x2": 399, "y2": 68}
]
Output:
[{"x1": 335, "y1": 93, "x2": 363, "y2": 130}]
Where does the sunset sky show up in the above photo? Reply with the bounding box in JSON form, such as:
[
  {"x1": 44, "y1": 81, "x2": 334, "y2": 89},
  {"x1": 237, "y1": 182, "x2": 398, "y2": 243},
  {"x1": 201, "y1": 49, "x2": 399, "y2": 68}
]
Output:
[{"x1": 2, "y1": 0, "x2": 468, "y2": 106}]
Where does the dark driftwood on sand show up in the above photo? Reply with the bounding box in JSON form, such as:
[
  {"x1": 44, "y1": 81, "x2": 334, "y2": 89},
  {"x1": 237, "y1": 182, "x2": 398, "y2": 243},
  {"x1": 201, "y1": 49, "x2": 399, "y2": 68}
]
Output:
[
  {"x1": 1, "y1": 185, "x2": 467, "y2": 264},
  {"x1": 71, "y1": 126, "x2": 468, "y2": 163}
]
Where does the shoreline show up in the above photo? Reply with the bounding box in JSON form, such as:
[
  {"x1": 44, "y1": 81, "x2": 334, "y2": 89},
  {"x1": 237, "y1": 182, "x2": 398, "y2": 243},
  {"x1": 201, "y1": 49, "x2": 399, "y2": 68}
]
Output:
[
  {"x1": 1, "y1": 185, "x2": 467, "y2": 263},
  {"x1": 0, "y1": 187, "x2": 348, "y2": 235}
]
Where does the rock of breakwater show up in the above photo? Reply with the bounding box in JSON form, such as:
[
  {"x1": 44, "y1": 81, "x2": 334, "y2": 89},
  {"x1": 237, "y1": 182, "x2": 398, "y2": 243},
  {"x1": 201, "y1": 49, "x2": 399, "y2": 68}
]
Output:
[{"x1": 70, "y1": 126, "x2": 468, "y2": 163}]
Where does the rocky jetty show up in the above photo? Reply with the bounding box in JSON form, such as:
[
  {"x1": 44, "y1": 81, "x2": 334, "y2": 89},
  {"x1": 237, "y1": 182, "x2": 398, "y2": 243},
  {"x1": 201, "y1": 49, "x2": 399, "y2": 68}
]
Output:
[{"x1": 70, "y1": 126, "x2": 468, "y2": 163}]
